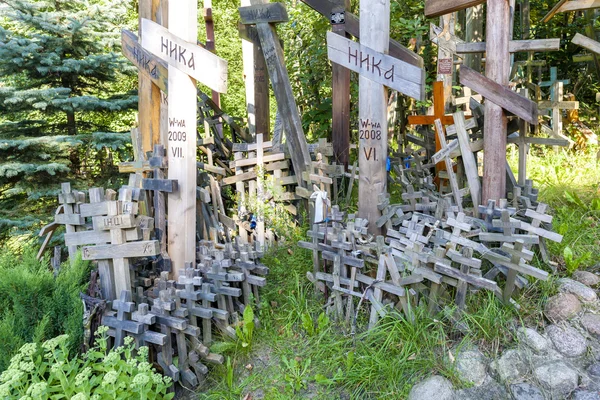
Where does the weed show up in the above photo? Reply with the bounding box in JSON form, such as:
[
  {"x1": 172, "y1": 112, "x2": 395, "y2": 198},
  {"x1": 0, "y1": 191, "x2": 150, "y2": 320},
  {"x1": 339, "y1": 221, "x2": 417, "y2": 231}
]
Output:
[
  {"x1": 281, "y1": 355, "x2": 312, "y2": 393},
  {"x1": 235, "y1": 306, "x2": 255, "y2": 350}
]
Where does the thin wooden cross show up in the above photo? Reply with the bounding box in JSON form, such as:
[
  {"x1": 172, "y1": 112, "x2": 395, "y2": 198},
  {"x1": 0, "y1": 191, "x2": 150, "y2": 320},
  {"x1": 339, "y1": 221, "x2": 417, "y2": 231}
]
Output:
[{"x1": 55, "y1": 183, "x2": 85, "y2": 263}]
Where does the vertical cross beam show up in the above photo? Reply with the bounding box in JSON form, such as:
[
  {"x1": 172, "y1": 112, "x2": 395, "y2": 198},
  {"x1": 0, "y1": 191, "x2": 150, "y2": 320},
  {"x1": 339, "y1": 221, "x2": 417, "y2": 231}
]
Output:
[
  {"x1": 482, "y1": 0, "x2": 510, "y2": 204},
  {"x1": 358, "y1": 0, "x2": 390, "y2": 235},
  {"x1": 139, "y1": 0, "x2": 167, "y2": 153},
  {"x1": 331, "y1": 2, "x2": 351, "y2": 167},
  {"x1": 168, "y1": 0, "x2": 198, "y2": 277}
]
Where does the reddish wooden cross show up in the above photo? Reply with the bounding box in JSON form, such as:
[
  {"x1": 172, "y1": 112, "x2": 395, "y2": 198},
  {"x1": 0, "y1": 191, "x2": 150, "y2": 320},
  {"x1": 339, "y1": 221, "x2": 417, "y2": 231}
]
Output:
[{"x1": 407, "y1": 81, "x2": 456, "y2": 172}]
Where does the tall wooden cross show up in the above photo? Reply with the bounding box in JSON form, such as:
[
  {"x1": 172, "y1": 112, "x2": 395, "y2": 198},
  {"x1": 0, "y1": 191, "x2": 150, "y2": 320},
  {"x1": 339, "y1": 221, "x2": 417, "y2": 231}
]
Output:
[
  {"x1": 325, "y1": 1, "x2": 425, "y2": 234},
  {"x1": 141, "y1": 2, "x2": 228, "y2": 278},
  {"x1": 239, "y1": 1, "x2": 312, "y2": 187},
  {"x1": 300, "y1": 0, "x2": 425, "y2": 167}
]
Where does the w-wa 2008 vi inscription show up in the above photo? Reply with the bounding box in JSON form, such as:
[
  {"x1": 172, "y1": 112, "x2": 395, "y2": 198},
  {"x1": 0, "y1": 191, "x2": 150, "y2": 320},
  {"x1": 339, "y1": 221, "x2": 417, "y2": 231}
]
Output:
[
  {"x1": 140, "y1": 18, "x2": 228, "y2": 94},
  {"x1": 326, "y1": 31, "x2": 425, "y2": 101}
]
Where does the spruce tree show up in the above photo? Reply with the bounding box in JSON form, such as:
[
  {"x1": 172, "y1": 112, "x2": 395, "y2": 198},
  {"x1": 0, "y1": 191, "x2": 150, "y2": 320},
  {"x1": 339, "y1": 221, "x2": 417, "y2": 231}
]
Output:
[{"x1": 0, "y1": 0, "x2": 137, "y2": 236}]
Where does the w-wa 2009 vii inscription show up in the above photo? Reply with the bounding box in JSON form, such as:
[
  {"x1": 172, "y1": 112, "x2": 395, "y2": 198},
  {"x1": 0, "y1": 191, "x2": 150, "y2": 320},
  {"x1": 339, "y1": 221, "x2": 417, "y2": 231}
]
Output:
[{"x1": 140, "y1": 18, "x2": 228, "y2": 94}]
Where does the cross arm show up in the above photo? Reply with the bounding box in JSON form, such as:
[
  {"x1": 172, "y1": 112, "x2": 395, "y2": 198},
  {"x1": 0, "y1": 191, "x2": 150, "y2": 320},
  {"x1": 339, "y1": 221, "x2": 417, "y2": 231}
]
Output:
[
  {"x1": 299, "y1": 0, "x2": 424, "y2": 68},
  {"x1": 572, "y1": 33, "x2": 600, "y2": 55}
]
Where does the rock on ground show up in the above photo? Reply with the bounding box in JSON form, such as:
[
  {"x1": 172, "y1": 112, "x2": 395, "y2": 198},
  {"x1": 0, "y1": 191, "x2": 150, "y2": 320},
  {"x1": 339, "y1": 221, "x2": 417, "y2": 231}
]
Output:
[
  {"x1": 533, "y1": 360, "x2": 579, "y2": 398},
  {"x1": 544, "y1": 293, "x2": 582, "y2": 322},
  {"x1": 573, "y1": 390, "x2": 600, "y2": 400},
  {"x1": 490, "y1": 349, "x2": 529, "y2": 384},
  {"x1": 581, "y1": 313, "x2": 600, "y2": 340},
  {"x1": 517, "y1": 327, "x2": 550, "y2": 354},
  {"x1": 509, "y1": 382, "x2": 545, "y2": 400},
  {"x1": 546, "y1": 324, "x2": 588, "y2": 358},
  {"x1": 588, "y1": 362, "x2": 600, "y2": 377},
  {"x1": 454, "y1": 375, "x2": 508, "y2": 400},
  {"x1": 558, "y1": 278, "x2": 598, "y2": 303},
  {"x1": 455, "y1": 349, "x2": 487, "y2": 386},
  {"x1": 407, "y1": 375, "x2": 454, "y2": 400},
  {"x1": 572, "y1": 271, "x2": 600, "y2": 287}
]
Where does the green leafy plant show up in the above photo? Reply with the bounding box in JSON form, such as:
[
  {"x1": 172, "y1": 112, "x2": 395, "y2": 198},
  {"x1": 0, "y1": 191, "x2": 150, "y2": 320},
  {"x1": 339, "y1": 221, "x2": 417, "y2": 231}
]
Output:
[
  {"x1": 0, "y1": 247, "x2": 91, "y2": 372},
  {"x1": 0, "y1": 326, "x2": 173, "y2": 399},
  {"x1": 301, "y1": 312, "x2": 329, "y2": 336},
  {"x1": 225, "y1": 356, "x2": 234, "y2": 391},
  {"x1": 235, "y1": 306, "x2": 255, "y2": 350},
  {"x1": 281, "y1": 355, "x2": 311, "y2": 393},
  {"x1": 563, "y1": 246, "x2": 592, "y2": 274}
]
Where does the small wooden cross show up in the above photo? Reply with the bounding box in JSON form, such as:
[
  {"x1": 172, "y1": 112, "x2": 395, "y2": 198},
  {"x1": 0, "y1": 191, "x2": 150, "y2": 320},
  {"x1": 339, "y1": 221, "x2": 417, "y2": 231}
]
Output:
[
  {"x1": 55, "y1": 183, "x2": 85, "y2": 263},
  {"x1": 102, "y1": 290, "x2": 143, "y2": 348}
]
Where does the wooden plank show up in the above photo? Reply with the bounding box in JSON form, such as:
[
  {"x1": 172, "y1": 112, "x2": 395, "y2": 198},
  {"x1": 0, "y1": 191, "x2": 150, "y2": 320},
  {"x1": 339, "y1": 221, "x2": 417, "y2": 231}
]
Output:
[
  {"x1": 433, "y1": 262, "x2": 498, "y2": 291},
  {"x1": 542, "y1": 0, "x2": 570, "y2": 22},
  {"x1": 142, "y1": 178, "x2": 178, "y2": 192},
  {"x1": 559, "y1": 0, "x2": 600, "y2": 13},
  {"x1": 253, "y1": 14, "x2": 311, "y2": 186},
  {"x1": 460, "y1": 66, "x2": 538, "y2": 125},
  {"x1": 82, "y1": 240, "x2": 160, "y2": 260},
  {"x1": 572, "y1": 33, "x2": 600, "y2": 54},
  {"x1": 299, "y1": 0, "x2": 424, "y2": 68},
  {"x1": 161, "y1": 0, "x2": 200, "y2": 278},
  {"x1": 55, "y1": 213, "x2": 84, "y2": 226},
  {"x1": 453, "y1": 112, "x2": 481, "y2": 206},
  {"x1": 357, "y1": 0, "x2": 390, "y2": 235},
  {"x1": 239, "y1": 3, "x2": 288, "y2": 24},
  {"x1": 93, "y1": 214, "x2": 137, "y2": 231},
  {"x1": 425, "y1": 0, "x2": 485, "y2": 18},
  {"x1": 457, "y1": 39, "x2": 560, "y2": 54},
  {"x1": 65, "y1": 228, "x2": 141, "y2": 246},
  {"x1": 141, "y1": 18, "x2": 227, "y2": 93},
  {"x1": 326, "y1": 31, "x2": 425, "y2": 101},
  {"x1": 331, "y1": 5, "x2": 351, "y2": 167}
]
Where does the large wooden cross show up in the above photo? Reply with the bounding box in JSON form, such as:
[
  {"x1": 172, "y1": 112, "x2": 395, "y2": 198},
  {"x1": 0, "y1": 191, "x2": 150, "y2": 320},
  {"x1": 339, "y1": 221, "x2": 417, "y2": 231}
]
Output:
[
  {"x1": 325, "y1": 1, "x2": 425, "y2": 235},
  {"x1": 300, "y1": 0, "x2": 425, "y2": 167},
  {"x1": 141, "y1": 1, "x2": 228, "y2": 278},
  {"x1": 239, "y1": 1, "x2": 312, "y2": 187}
]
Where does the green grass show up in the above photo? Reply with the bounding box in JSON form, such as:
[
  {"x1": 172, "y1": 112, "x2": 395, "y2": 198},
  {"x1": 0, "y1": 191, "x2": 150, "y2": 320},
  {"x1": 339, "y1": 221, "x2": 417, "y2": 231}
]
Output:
[{"x1": 197, "y1": 147, "x2": 600, "y2": 399}]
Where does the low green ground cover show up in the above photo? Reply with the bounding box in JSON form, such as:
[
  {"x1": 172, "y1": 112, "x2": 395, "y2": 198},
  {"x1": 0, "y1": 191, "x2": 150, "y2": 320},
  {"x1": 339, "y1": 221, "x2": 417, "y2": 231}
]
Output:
[{"x1": 198, "y1": 147, "x2": 600, "y2": 399}]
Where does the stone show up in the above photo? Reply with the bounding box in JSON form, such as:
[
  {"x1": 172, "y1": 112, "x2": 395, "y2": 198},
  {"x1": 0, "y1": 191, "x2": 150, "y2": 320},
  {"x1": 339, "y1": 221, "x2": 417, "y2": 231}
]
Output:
[
  {"x1": 573, "y1": 390, "x2": 600, "y2": 400},
  {"x1": 588, "y1": 362, "x2": 600, "y2": 377},
  {"x1": 581, "y1": 313, "x2": 600, "y2": 339},
  {"x1": 490, "y1": 349, "x2": 528, "y2": 384},
  {"x1": 509, "y1": 382, "x2": 545, "y2": 400},
  {"x1": 572, "y1": 271, "x2": 600, "y2": 287},
  {"x1": 455, "y1": 349, "x2": 487, "y2": 386},
  {"x1": 546, "y1": 324, "x2": 588, "y2": 358},
  {"x1": 533, "y1": 360, "x2": 579, "y2": 398},
  {"x1": 455, "y1": 375, "x2": 508, "y2": 400},
  {"x1": 544, "y1": 293, "x2": 582, "y2": 322},
  {"x1": 517, "y1": 327, "x2": 549, "y2": 354},
  {"x1": 408, "y1": 375, "x2": 454, "y2": 400},
  {"x1": 558, "y1": 278, "x2": 598, "y2": 303}
]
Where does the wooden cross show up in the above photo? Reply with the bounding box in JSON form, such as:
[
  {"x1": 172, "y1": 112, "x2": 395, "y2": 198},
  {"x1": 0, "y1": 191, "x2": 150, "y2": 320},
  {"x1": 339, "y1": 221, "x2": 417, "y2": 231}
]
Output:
[
  {"x1": 539, "y1": 66, "x2": 570, "y2": 100},
  {"x1": 130, "y1": 303, "x2": 167, "y2": 348},
  {"x1": 453, "y1": 87, "x2": 482, "y2": 116},
  {"x1": 434, "y1": 119, "x2": 464, "y2": 210},
  {"x1": 434, "y1": 247, "x2": 497, "y2": 310},
  {"x1": 82, "y1": 189, "x2": 160, "y2": 297},
  {"x1": 102, "y1": 290, "x2": 144, "y2": 348},
  {"x1": 324, "y1": 0, "x2": 425, "y2": 234},
  {"x1": 55, "y1": 183, "x2": 85, "y2": 263},
  {"x1": 239, "y1": 1, "x2": 311, "y2": 188},
  {"x1": 143, "y1": 144, "x2": 176, "y2": 271},
  {"x1": 408, "y1": 81, "x2": 455, "y2": 172},
  {"x1": 483, "y1": 240, "x2": 545, "y2": 303},
  {"x1": 538, "y1": 81, "x2": 578, "y2": 146},
  {"x1": 141, "y1": 0, "x2": 228, "y2": 279}
]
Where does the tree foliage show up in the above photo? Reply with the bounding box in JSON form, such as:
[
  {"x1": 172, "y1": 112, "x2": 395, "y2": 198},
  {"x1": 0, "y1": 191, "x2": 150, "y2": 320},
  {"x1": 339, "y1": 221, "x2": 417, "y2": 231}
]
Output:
[{"x1": 0, "y1": 0, "x2": 137, "y2": 237}]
